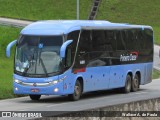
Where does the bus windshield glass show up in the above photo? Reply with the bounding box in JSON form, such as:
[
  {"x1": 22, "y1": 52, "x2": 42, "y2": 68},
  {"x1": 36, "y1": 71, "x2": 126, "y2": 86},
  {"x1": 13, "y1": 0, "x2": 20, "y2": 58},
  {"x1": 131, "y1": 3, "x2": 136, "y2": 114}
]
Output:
[{"x1": 15, "y1": 35, "x2": 63, "y2": 76}]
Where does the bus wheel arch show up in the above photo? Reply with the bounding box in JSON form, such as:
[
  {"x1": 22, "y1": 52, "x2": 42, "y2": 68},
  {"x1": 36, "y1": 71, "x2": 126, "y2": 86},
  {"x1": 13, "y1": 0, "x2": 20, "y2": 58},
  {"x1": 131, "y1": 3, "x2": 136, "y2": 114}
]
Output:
[
  {"x1": 68, "y1": 77, "x2": 83, "y2": 101},
  {"x1": 131, "y1": 71, "x2": 141, "y2": 92}
]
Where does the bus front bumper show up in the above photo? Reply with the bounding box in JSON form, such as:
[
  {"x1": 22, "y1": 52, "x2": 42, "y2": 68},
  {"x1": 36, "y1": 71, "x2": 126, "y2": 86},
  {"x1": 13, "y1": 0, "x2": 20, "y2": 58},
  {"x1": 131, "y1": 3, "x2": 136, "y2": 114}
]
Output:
[{"x1": 13, "y1": 82, "x2": 65, "y2": 95}]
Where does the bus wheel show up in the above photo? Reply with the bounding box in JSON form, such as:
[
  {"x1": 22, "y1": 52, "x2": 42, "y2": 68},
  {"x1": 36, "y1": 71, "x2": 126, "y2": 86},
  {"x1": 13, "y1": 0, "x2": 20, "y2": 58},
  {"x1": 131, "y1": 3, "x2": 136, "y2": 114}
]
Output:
[
  {"x1": 131, "y1": 74, "x2": 139, "y2": 92},
  {"x1": 68, "y1": 80, "x2": 82, "y2": 101},
  {"x1": 123, "y1": 75, "x2": 131, "y2": 93},
  {"x1": 29, "y1": 95, "x2": 41, "y2": 101}
]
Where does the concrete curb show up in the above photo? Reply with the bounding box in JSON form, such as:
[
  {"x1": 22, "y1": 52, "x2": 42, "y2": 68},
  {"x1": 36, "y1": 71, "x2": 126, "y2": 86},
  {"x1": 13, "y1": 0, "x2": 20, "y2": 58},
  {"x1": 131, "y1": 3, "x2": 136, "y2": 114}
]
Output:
[{"x1": 0, "y1": 17, "x2": 33, "y2": 27}]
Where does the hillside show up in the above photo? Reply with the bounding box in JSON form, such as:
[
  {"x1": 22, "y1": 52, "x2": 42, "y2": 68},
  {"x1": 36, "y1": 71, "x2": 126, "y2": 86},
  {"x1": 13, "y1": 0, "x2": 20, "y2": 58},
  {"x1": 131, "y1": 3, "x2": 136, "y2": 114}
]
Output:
[
  {"x1": 97, "y1": 0, "x2": 160, "y2": 44},
  {"x1": 0, "y1": 0, "x2": 92, "y2": 20},
  {"x1": 0, "y1": 25, "x2": 21, "y2": 99}
]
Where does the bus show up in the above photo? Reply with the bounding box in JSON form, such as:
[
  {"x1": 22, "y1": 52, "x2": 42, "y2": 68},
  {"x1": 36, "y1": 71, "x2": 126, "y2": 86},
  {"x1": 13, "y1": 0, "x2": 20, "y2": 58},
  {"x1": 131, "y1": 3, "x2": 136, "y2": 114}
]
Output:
[{"x1": 6, "y1": 20, "x2": 153, "y2": 101}]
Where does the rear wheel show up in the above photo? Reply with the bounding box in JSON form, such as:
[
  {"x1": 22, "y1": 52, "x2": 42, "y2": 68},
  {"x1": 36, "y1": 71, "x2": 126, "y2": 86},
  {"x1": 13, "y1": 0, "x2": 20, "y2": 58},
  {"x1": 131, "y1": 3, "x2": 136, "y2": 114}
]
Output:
[
  {"x1": 123, "y1": 75, "x2": 131, "y2": 93},
  {"x1": 68, "y1": 80, "x2": 82, "y2": 101},
  {"x1": 29, "y1": 95, "x2": 41, "y2": 101},
  {"x1": 131, "y1": 74, "x2": 139, "y2": 92}
]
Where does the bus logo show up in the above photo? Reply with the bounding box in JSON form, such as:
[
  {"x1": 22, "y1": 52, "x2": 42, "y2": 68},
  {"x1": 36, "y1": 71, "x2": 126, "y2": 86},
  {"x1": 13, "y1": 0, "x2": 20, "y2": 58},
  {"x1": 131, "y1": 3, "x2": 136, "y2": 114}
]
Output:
[
  {"x1": 120, "y1": 52, "x2": 138, "y2": 62},
  {"x1": 33, "y1": 83, "x2": 37, "y2": 87}
]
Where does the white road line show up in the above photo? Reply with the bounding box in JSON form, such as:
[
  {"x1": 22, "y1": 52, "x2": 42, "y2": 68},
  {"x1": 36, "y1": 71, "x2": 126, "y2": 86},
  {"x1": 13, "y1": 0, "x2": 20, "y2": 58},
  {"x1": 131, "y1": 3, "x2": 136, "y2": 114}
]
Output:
[
  {"x1": 46, "y1": 102, "x2": 73, "y2": 108},
  {"x1": 133, "y1": 91, "x2": 148, "y2": 95}
]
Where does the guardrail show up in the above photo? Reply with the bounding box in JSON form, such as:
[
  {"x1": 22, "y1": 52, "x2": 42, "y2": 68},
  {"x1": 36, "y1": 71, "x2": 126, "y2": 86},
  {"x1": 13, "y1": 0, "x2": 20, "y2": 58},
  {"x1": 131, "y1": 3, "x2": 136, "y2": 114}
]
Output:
[{"x1": 88, "y1": 0, "x2": 101, "y2": 20}]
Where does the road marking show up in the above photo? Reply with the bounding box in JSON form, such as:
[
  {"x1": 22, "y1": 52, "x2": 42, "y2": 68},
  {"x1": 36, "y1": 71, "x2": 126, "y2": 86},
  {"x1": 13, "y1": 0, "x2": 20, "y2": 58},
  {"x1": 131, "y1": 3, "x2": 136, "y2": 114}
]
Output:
[
  {"x1": 133, "y1": 91, "x2": 148, "y2": 95},
  {"x1": 46, "y1": 102, "x2": 73, "y2": 108}
]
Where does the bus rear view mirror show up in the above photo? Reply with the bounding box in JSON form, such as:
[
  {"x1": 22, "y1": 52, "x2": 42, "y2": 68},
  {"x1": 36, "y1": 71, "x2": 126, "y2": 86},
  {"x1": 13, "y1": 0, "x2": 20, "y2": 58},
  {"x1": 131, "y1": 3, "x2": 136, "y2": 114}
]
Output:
[
  {"x1": 6, "y1": 40, "x2": 17, "y2": 58},
  {"x1": 60, "y1": 40, "x2": 73, "y2": 58}
]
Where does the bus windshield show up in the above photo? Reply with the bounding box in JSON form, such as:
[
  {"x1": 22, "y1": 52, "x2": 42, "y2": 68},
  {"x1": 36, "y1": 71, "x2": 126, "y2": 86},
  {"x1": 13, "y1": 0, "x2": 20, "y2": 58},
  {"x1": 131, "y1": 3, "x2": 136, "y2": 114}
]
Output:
[{"x1": 15, "y1": 35, "x2": 63, "y2": 77}]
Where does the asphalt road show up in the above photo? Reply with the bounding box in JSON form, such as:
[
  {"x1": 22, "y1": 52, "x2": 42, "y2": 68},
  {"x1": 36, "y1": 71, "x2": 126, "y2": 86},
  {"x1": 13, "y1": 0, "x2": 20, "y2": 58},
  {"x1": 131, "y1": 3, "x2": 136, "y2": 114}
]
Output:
[
  {"x1": 0, "y1": 18, "x2": 160, "y2": 119},
  {"x1": 0, "y1": 79, "x2": 160, "y2": 120},
  {"x1": 154, "y1": 45, "x2": 160, "y2": 70},
  {"x1": 0, "y1": 79, "x2": 159, "y2": 111}
]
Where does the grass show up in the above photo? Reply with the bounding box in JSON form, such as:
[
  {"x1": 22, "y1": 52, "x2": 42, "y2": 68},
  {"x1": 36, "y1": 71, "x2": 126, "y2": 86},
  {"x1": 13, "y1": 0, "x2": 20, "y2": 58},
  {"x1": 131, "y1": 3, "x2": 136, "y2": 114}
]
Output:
[
  {"x1": 152, "y1": 69, "x2": 160, "y2": 79},
  {"x1": 0, "y1": 0, "x2": 92, "y2": 20},
  {"x1": 0, "y1": 25, "x2": 21, "y2": 99},
  {"x1": 96, "y1": 0, "x2": 160, "y2": 44}
]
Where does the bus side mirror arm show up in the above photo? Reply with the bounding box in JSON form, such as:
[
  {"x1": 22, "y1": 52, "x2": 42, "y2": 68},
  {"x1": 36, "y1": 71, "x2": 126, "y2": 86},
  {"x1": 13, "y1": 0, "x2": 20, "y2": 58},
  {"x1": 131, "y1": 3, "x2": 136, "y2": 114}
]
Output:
[
  {"x1": 60, "y1": 40, "x2": 73, "y2": 58},
  {"x1": 6, "y1": 40, "x2": 17, "y2": 58}
]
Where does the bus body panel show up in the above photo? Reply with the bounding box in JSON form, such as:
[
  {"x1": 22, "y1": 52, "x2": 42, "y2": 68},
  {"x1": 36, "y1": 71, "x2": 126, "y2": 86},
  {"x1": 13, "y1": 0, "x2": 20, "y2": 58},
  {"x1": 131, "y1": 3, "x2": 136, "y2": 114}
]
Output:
[
  {"x1": 13, "y1": 62, "x2": 152, "y2": 95},
  {"x1": 82, "y1": 66, "x2": 110, "y2": 92},
  {"x1": 9, "y1": 20, "x2": 153, "y2": 100}
]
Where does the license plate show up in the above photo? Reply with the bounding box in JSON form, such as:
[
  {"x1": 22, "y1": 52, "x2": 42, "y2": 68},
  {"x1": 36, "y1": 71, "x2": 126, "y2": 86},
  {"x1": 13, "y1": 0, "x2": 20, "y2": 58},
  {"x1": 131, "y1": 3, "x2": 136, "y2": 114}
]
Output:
[{"x1": 31, "y1": 89, "x2": 40, "y2": 92}]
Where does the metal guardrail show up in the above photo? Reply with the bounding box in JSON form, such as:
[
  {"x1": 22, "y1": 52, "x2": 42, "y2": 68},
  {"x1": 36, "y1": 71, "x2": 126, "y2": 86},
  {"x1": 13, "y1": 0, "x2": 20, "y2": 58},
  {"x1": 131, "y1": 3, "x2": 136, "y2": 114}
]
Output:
[{"x1": 88, "y1": 0, "x2": 101, "y2": 20}]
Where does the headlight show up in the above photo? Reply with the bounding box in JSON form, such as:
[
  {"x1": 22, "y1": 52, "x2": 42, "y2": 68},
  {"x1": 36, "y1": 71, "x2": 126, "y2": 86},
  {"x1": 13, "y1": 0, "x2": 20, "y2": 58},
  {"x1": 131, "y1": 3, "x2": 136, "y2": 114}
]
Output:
[
  {"x1": 14, "y1": 79, "x2": 22, "y2": 84},
  {"x1": 49, "y1": 76, "x2": 67, "y2": 85},
  {"x1": 49, "y1": 80, "x2": 58, "y2": 85}
]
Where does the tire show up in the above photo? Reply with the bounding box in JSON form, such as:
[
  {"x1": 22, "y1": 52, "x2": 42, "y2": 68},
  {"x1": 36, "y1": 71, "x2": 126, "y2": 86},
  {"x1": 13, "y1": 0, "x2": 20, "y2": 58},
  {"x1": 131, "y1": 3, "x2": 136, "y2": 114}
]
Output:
[
  {"x1": 131, "y1": 74, "x2": 139, "y2": 92},
  {"x1": 123, "y1": 75, "x2": 131, "y2": 93},
  {"x1": 29, "y1": 95, "x2": 41, "y2": 101},
  {"x1": 68, "y1": 80, "x2": 82, "y2": 101}
]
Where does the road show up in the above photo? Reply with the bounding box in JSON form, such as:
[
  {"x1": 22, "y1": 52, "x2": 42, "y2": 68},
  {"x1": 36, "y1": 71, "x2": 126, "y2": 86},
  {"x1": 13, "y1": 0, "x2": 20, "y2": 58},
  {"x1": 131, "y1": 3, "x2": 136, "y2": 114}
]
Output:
[
  {"x1": 154, "y1": 45, "x2": 160, "y2": 70},
  {"x1": 0, "y1": 79, "x2": 159, "y2": 118},
  {"x1": 0, "y1": 17, "x2": 160, "y2": 119}
]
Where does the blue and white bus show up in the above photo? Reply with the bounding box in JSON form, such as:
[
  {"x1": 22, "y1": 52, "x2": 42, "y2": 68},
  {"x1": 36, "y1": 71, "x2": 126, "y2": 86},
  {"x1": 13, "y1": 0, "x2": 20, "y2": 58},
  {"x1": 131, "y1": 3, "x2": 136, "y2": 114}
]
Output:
[{"x1": 6, "y1": 20, "x2": 153, "y2": 101}]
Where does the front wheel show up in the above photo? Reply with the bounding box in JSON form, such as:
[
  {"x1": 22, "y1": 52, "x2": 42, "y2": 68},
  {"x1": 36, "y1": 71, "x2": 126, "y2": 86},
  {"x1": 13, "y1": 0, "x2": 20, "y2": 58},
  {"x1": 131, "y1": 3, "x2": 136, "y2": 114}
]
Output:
[
  {"x1": 29, "y1": 95, "x2": 41, "y2": 101},
  {"x1": 68, "y1": 80, "x2": 82, "y2": 101},
  {"x1": 122, "y1": 75, "x2": 131, "y2": 93}
]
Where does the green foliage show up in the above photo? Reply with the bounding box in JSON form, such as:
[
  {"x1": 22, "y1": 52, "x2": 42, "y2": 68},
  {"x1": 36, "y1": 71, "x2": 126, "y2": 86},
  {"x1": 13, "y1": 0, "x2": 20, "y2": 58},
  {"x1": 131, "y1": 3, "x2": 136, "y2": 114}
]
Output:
[
  {"x1": 97, "y1": 0, "x2": 160, "y2": 44},
  {"x1": 152, "y1": 69, "x2": 160, "y2": 79},
  {"x1": 0, "y1": 0, "x2": 92, "y2": 20},
  {"x1": 0, "y1": 25, "x2": 21, "y2": 99}
]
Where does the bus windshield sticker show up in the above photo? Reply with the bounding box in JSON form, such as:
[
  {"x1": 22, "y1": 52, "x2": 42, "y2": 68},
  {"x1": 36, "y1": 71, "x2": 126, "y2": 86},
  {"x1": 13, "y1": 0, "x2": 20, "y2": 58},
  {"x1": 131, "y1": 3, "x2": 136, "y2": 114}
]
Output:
[{"x1": 38, "y1": 43, "x2": 44, "y2": 49}]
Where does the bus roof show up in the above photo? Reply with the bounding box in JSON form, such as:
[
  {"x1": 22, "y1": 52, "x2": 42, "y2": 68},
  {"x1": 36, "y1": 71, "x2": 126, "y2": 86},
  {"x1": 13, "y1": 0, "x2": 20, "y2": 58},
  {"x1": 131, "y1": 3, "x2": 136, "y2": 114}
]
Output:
[{"x1": 21, "y1": 20, "x2": 152, "y2": 35}]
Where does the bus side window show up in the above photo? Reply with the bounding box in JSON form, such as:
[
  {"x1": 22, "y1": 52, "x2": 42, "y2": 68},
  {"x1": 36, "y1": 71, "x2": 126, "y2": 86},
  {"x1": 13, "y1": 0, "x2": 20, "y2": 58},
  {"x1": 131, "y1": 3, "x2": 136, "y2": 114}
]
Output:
[
  {"x1": 78, "y1": 30, "x2": 92, "y2": 57},
  {"x1": 144, "y1": 29, "x2": 153, "y2": 49},
  {"x1": 67, "y1": 30, "x2": 80, "y2": 67},
  {"x1": 127, "y1": 30, "x2": 134, "y2": 50},
  {"x1": 116, "y1": 30, "x2": 126, "y2": 50}
]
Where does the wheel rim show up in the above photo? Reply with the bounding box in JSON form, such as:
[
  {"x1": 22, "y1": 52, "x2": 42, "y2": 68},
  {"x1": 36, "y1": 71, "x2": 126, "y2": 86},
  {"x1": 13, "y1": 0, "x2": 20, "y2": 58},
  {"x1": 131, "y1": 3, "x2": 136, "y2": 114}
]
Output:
[
  {"x1": 75, "y1": 86, "x2": 79, "y2": 96},
  {"x1": 126, "y1": 76, "x2": 131, "y2": 92},
  {"x1": 74, "y1": 83, "x2": 81, "y2": 97},
  {"x1": 133, "y1": 76, "x2": 139, "y2": 89}
]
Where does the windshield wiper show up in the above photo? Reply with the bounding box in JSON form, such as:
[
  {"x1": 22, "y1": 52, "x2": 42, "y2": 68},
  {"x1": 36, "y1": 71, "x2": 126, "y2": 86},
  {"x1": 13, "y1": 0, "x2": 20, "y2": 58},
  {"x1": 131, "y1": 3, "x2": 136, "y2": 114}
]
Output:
[{"x1": 39, "y1": 58, "x2": 48, "y2": 77}]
